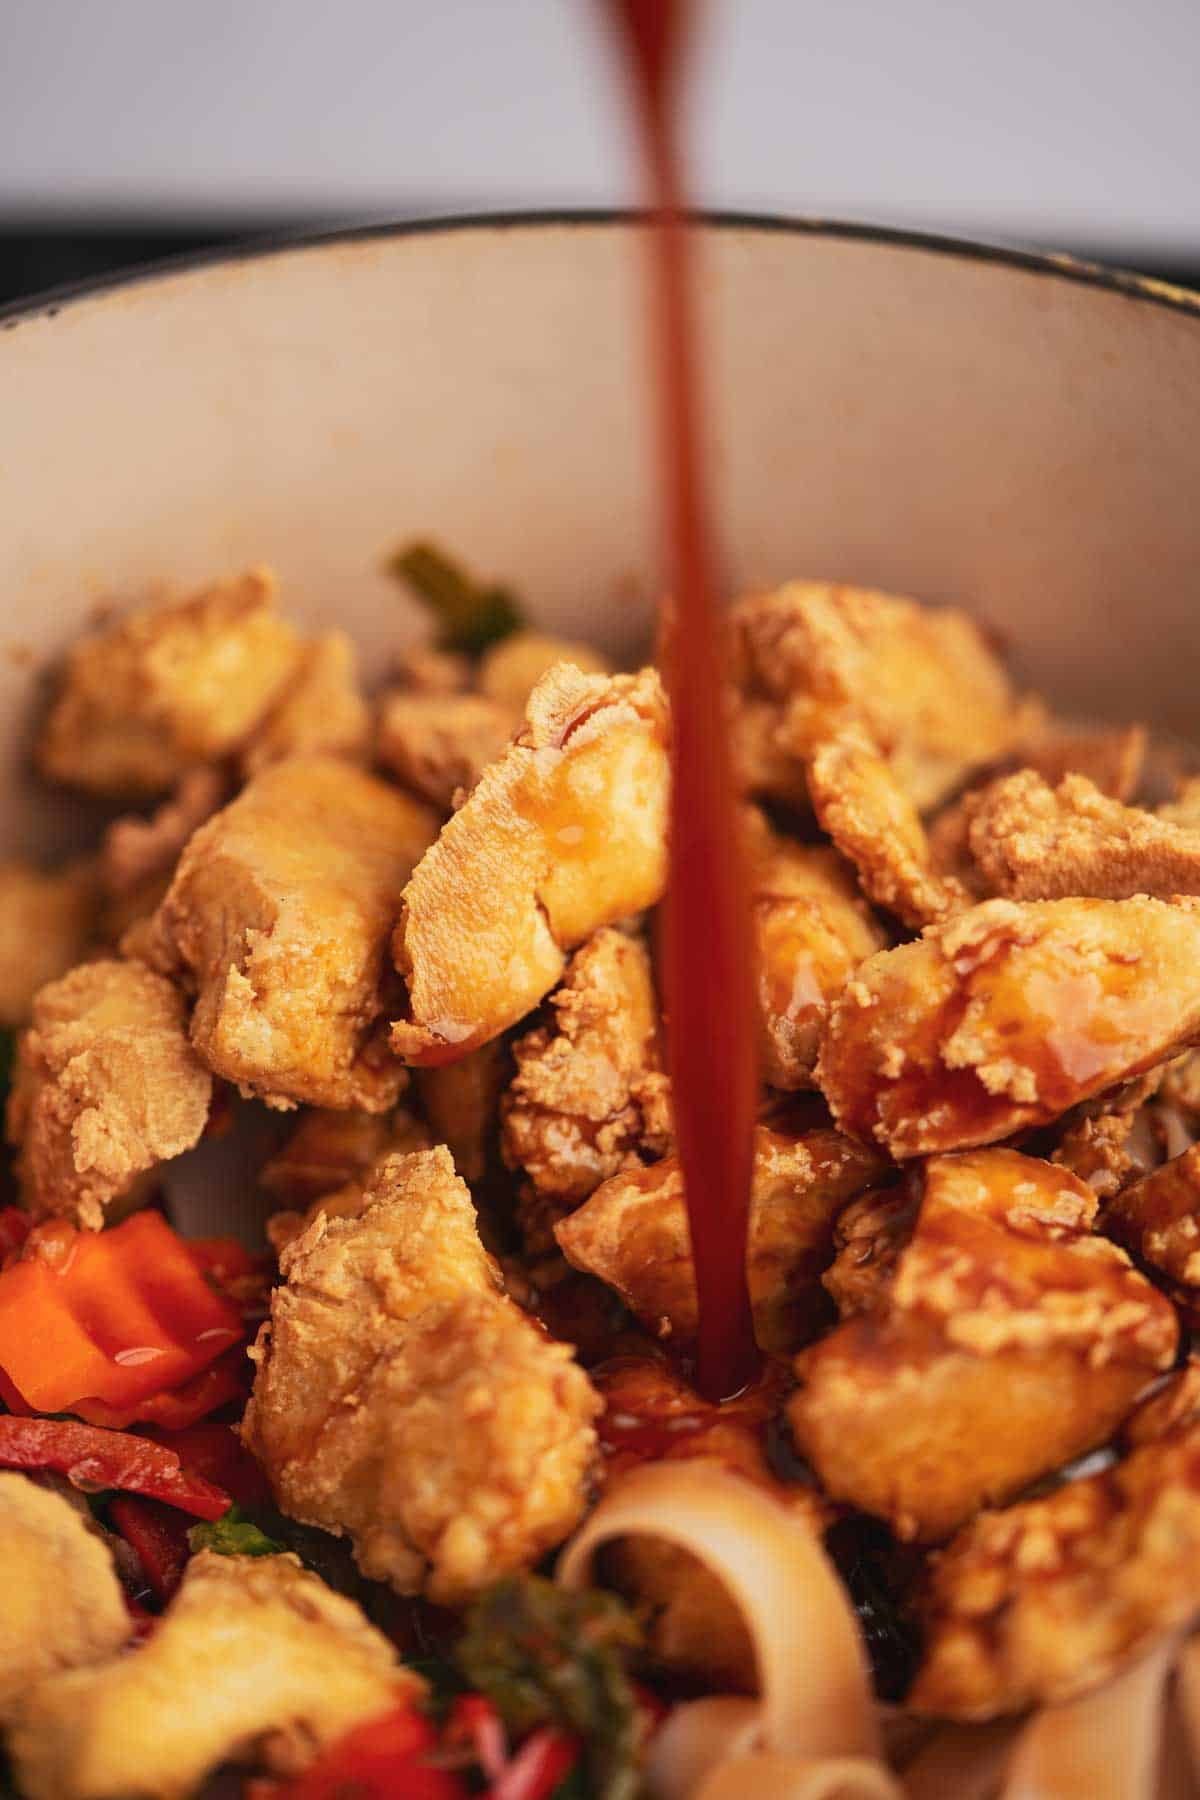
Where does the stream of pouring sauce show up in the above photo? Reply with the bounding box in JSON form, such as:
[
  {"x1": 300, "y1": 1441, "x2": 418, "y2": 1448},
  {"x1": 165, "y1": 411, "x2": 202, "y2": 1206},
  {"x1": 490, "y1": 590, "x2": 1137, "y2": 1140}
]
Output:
[{"x1": 605, "y1": 0, "x2": 760, "y2": 1400}]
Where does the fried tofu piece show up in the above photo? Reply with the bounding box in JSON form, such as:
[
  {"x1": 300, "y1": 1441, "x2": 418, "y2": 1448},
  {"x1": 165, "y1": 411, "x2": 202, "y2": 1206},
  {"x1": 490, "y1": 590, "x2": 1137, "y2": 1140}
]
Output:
[
  {"x1": 142, "y1": 755, "x2": 437, "y2": 1111},
  {"x1": 0, "y1": 1475, "x2": 130, "y2": 1726},
  {"x1": 1018, "y1": 722, "x2": 1147, "y2": 803},
  {"x1": 245, "y1": 1146, "x2": 600, "y2": 1604},
  {"x1": 37, "y1": 569, "x2": 301, "y2": 795},
  {"x1": 1050, "y1": 1098, "x2": 1163, "y2": 1201},
  {"x1": 789, "y1": 1150, "x2": 1176, "y2": 1543},
  {"x1": 376, "y1": 690, "x2": 517, "y2": 809},
  {"x1": 909, "y1": 1398, "x2": 1200, "y2": 1719},
  {"x1": 747, "y1": 809, "x2": 886, "y2": 1092},
  {"x1": 966, "y1": 770, "x2": 1200, "y2": 902},
  {"x1": 1103, "y1": 1143, "x2": 1200, "y2": 1310},
  {"x1": 821, "y1": 1178, "x2": 921, "y2": 1318},
  {"x1": 7, "y1": 959, "x2": 212, "y2": 1228},
  {"x1": 502, "y1": 928, "x2": 670, "y2": 1230},
  {"x1": 242, "y1": 631, "x2": 370, "y2": 776},
  {"x1": 391, "y1": 643, "x2": 473, "y2": 694},
  {"x1": 264, "y1": 1109, "x2": 434, "y2": 1255},
  {"x1": 9, "y1": 1551, "x2": 418, "y2": 1800},
  {"x1": 817, "y1": 896, "x2": 1200, "y2": 1159},
  {"x1": 418, "y1": 1040, "x2": 511, "y2": 1183},
  {"x1": 392, "y1": 666, "x2": 669, "y2": 1065},
  {"x1": 807, "y1": 722, "x2": 967, "y2": 928},
  {"x1": 99, "y1": 766, "x2": 228, "y2": 905},
  {"x1": 556, "y1": 1123, "x2": 884, "y2": 1354},
  {"x1": 732, "y1": 583, "x2": 1023, "y2": 813},
  {"x1": 0, "y1": 859, "x2": 97, "y2": 1028},
  {"x1": 478, "y1": 631, "x2": 612, "y2": 710}
]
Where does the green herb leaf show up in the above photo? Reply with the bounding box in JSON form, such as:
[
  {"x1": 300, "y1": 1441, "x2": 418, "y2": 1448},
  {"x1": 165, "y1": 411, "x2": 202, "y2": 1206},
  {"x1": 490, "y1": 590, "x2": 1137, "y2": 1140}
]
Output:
[
  {"x1": 387, "y1": 540, "x2": 523, "y2": 655},
  {"x1": 456, "y1": 1575, "x2": 643, "y2": 1800},
  {"x1": 188, "y1": 1503, "x2": 283, "y2": 1559}
]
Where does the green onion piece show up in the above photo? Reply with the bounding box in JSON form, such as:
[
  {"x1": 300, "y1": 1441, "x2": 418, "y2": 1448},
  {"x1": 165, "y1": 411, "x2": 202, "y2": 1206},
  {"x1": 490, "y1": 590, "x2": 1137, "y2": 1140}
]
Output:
[{"x1": 387, "y1": 540, "x2": 523, "y2": 655}]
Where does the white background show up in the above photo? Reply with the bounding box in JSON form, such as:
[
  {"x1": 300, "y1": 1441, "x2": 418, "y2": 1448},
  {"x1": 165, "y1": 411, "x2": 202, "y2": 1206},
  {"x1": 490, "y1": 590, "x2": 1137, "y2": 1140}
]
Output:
[{"x1": 1, "y1": 0, "x2": 1197, "y2": 256}]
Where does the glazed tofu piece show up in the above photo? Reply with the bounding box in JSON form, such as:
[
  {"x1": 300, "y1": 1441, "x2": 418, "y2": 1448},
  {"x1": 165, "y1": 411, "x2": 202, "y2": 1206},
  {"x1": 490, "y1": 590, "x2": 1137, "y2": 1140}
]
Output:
[
  {"x1": 909, "y1": 1374, "x2": 1200, "y2": 1720},
  {"x1": 732, "y1": 582, "x2": 1024, "y2": 813},
  {"x1": 7, "y1": 959, "x2": 212, "y2": 1228},
  {"x1": 0, "y1": 1475, "x2": 130, "y2": 1726},
  {"x1": 788, "y1": 1150, "x2": 1176, "y2": 1542},
  {"x1": 37, "y1": 568, "x2": 301, "y2": 795},
  {"x1": 244, "y1": 1146, "x2": 600, "y2": 1605},
  {"x1": 241, "y1": 631, "x2": 370, "y2": 776},
  {"x1": 747, "y1": 810, "x2": 886, "y2": 1091},
  {"x1": 556, "y1": 1122, "x2": 884, "y2": 1353},
  {"x1": 142, "y1": 755, "x2": 438, "y2": 1110},
  {"x1": 418, "y1": 1040, "x2": 512, "y2": 1183},
  {"x1": 477, "y1": 630, "x2": 612, "y2": 710},
  {"x1": 376, "y1": 690, "x2": 517, "y2": 810},
  {"x1": 392, "y1": 665, "x2": 669, "y2": 1064},
  {"x1": 965, "y1": 769, "x2": 1200, "y2": 902},
  {"x1": 0, "y1": 859, "x2": 96, "y2": 1027},
  {"x1": 816, "y1": 895, "x2": 1200, "y2": 1159},
  {"x1": 1102, "y1": 1142, "x2": 1200, "y2": 1312},
  {"x1": 9, "y1": 1551, "x2": 419, "y2": 1800}
]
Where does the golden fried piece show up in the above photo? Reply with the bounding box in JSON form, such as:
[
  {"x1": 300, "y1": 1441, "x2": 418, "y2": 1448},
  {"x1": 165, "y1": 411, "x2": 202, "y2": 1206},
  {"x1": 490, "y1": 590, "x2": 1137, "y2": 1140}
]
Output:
[
  {"x1": 747, "y1": 811, "x2": 886, "y2": 1091},
  {"x1": 821, "y1": 1178, "x2": 921, "y2": 1318},
  {"x1": 788, "y1": 1150, "x2": 1177, "y2": 1542},
  {"x1": 0, "y1": 859, "x2": 97, "y2": 1028},
  {"x1": 556, "y1": 1122, "x2": 884, "y2": 1354},
  {"x1": 817, "y1": 895, "x2": 1200, "y2": 1159},
  {"x1": 1051, "y1": 1101, "x2": 1162, "y2": 1201},
  {"x1": 418, "y1": 1040, "x2": 511, "y2": 1183},
  {"x1": 1159, "y1": 773, "x2": 1200, "y2": 829},
  {"x1": 37, "y1": 568, "x2": 301, "y2": 795},
  {"x1": 732, "y1": 583, "x2": 1023, "y2": 812},
  {"x1": 376, "y1": 690, "x2": 517, "y2": 809},
  {"x1": 391, "y1": 643, "x2": 473, "y2": 694},
  {"x1": 9, "y1": 1551, "x2": 419, "y2": 1800},
  {"x1": 99, "y1": 767, "x2": 228, "y2": 907},
  {"x1": 1018, "y1": 721, "x2": 1147, "y2": 802},
  {"x1": 909, "y1": 1387, "x2": 1200, "y2": 1719},
  {"x1": 264, "y1": 1109, "x2": 433, "y2": 1255},
  {"x1": 142, "y1": 755, "x2": 437, "y2": 1111},
  {"x1": 966, "y1": 770, "x2": 1200, "y2": 902},
  {"x1": 0, "y1": 1475, "x2": 130, "y2": 1727},
  {"x1": 807, "y1": 723, "x2": 967, "y2": 928},
  {"x1": 392, "y1": 665, "x2": 669, "y2": 1065},
  {"x1": 1103, "y1": 1143, "x2": 1200, "y2": 1310},
  {"x1": 245, "y1": 1147, "x2": 600, "y2": 1604},
  {"x1": 7, "y1": 959, "x2": 212, "y2": 1229},
  {"x1": 242, "y1": 631, "x2": 370, "y2": 776},
  {"x1": 503, "y1": 928, "x2": 670, "y2": 1228},
  {"x1": 478, "y1": 630, "x2": 612, "y2": 710}
]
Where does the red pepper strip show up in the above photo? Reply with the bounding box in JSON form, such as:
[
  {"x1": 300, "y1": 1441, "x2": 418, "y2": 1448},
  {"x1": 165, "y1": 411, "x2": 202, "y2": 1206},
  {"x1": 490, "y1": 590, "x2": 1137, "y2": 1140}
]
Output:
[
  {"x1": 0, "y1": 1210, "x2": 244, "y2": 1413},
  {"x1": 109, "y1": 1494, "x2": 191, "y2": 1603},
  {"x1": 278, "y1": 1707, "x2": 469, "y2": 1800},
  {"x1": 74, "y1": 1347, "x2": 249, "y2": 1431},
  {"x1": 0, "y1": 1417, "x2": 230, "y2": 1519},
  {"x1": 0, "y1": 1207, "x2": 30, "y2": 1263},
  {"x1": 490, "y1": 1729, "x2": 579, "y2": 1800},
  {"x1": 444, "y1": 1693, "x2": 508, "y2": 1780},
  {"x1": 141, "y1": 1420, "x2": 273, "y2": 1511}
]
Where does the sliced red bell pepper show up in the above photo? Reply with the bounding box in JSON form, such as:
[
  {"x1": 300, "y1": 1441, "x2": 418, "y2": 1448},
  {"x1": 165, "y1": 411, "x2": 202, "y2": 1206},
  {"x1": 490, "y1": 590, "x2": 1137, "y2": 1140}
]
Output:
[
  {"x1": 489, "y1": 1729, "x2": 579, "y2": 1800},
  {"x1": 108, "y1": 1494, "x2": 192, "y2": 1602},
  {"x1": 0, "y1": 1417, "x2": 230, "y2": 1518},
  {"x1": 277, "y1": 1706, "x2": 469, "y2": 1800},
  {"x1": 444, "y1": 1693, "x2": 508, "y2": 1781},
  {"x1": 141, "y1": 1419, "x2": 273, "y2": 1511},
  {"x1": 74, "y1": 1347, "x2": 249, "y2": 1431},
  {"x1": 0, "y1": 1210, "x2": 244, "y2": 1414}
]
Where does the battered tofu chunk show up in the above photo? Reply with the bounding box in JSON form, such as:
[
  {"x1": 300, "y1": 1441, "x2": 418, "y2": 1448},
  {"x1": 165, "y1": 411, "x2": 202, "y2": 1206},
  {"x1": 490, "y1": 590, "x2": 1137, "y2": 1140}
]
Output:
[
  {"x1": 392, "y1": 665, "x2": 669, "y2": 1064},
  {"x1": 821, "y1": 1178, "x2": 922, "y2": 1318},
  {"x1": 966, "y1": 769, "x2": 1200, "y2": 901},
  {"x1": 7, "y1": 959, "x2": 212, "y2": 1228},
  {"x1": 9, "y1": 1551, "x2": 419, "y2": 1800},
  {"x1": 909, "y1": 1388, "x2": 1200, "y2": 1719},
  {"x1": 0, "y1": 859, "x2": 97, "y2": 1027},
  {"x1": 748, "y1": 809, "x2": 886, "y2": 1090},
  {"x1": 242, "y1": 631, "x2": 370, "y2": 776},
  {"x1": 245, "y1": 1146, "x2": 600, "y2": 1605},
  {"x1": 418, "y1": 1040, "x2": 511, "y2": 1182},
  {"x1": 376, "y1": 690, "x2": 517, "y2": 809},
  {"x1": 503, "y1": 929, "x2": 670, "y2": 1225},
  {"x1": 0, "y1": 1475, "x2": 130, "y2": 1726},
  {"x1": 556, "y1": 1123, "x2": 884, "y2": 1353},
  {"x1": 789, "y1": 1151, "x2": 1176, "y2": 1542},
  {"x1": 732, "y1": 583, "x2": 1023, "y2": 813},
  {"x1": 37, "y1": 568, "x2": 301, "y2": 795},
  {"x1": 264, "y1": 1109, "x2": 433, "y2": 1256},
  {"x1": 1102, "y1": 1142, "x2": 1200, "y2": 1312},
  {"x1": 477, "y1": 630, "x2": 611, "y2": 710},
  {"x1": 817, "y1": 895, "x2": 1200, "y2": 1159},
  {"x1": 143, "y1": 755, "x2": 438, "y2": 1110}
]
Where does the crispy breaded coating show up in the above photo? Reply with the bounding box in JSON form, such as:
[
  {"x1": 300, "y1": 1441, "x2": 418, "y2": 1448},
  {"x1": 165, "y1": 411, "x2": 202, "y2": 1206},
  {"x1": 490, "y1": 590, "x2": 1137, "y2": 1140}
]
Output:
[
  {"x1": 909, "y1": 1401, "x2": 1200, "y2": 1719},
  {"x1": 0, "y1": 1475, "x2": 130, "y2": 1726},
  {"x1": 245, "y1": 1147, "x2": 600, "y2": 1604},
  {"x1": 1051, "y1": 1100, "x2": 1162, "y2": 1201},
  {"x1": 478, "y1": 631, "x2": 612, "y2": 709},
  {"x1": 418, "y1": 1040, "x2": 511, "y2": 1183},
  {"x1": 967, "y1": 769, "x2": 1200, "y2": 902},
  {"x1": 747, "y1": 810, "x2": 886, "y2": 1091},
  {"x1": 7, "y1": 959, "x2": 212, "y2": 1228},
  {"x1": 241, "y1": 631, "x2": 370, "y2": 776},
  {"x1": 376, "y1": 690, "x2": 517, "y2": 809},
  {"x1": 816, "y1": 895, "x2": 1200, "y2": 1159},
  {"x1": 807, "y1": 723, "x2": 967, "y2": 928},
  {"x1": 503, "y1": 929, "x2": 670, "y2": 1226},
  {"x1": 392, "y1": 665, "x2": 669, "y2": 1065},
  {"x1": 142, "y1": 755, "x2": 437, "y2": 1110},
  {"x1": 788, "y1": 1150, "x2": 1176, "y2": 1542},
  {"x1": 1018, "y1": 721, "x2": 1147, "y2": 803},
  {"x1": 37, "y1": 568, "x2": 301, "y2": 795},
  {"x1": 0, "y1": 859, "x2": 97, "y2": 1027},
  {"x1": 732, "y1": 583, "x2": 1023, "y2": 813},
  {"x1": 264, "y1": 1109, "x2": 433, "y2": 1255},
  {"x1": 556, "y1": 1123, "x2": 884, "y2": 1354},
  {"x1": 9, "y1": 1551, "x2": 418, "y2": 1800},
  {"x1": 821, "y1": 1178, "x2": 921, "y2": 1318},
  {"x1": 1102, "y1": 1143, "x2": 1200, "y2": 1309}
]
